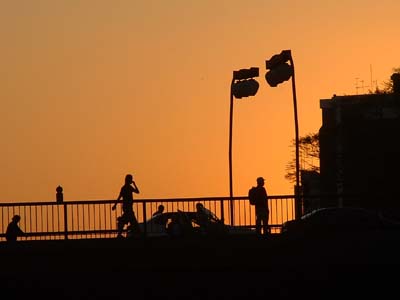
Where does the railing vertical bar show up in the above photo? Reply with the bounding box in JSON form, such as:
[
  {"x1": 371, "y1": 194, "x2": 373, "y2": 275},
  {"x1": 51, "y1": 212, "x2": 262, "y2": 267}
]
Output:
[
  {"x1": 87, "y1": 204, "x2": 90, "y2": 239},
  {"x1": 143, "y1": 201, "x2": 147, "y2": 238},
  {"x1": 57, "y1": 204, "x2": 60, "y2": 237},
  {"x1": 34, "y1": 206, "x2": 37, "y2": 239},
  {"x1": 64, "y1": 203, "x2": 68, "y2": 240},
  {"x1": 40, "y1": 205, "x2": 43, "y2": 240},
  {"x1": 46, "y1": 205, "x2": 49, "y2": 239},
  {"x1": 104, "y1": 203, "x2": 107, "y2": 238},
  {"x1": 1, "y1": 207, "x2": 3, "y2": 238},
  {"x1": 285, "y1": 198, "x2": 289, "y2": 220},
  {"x1": 98, "y1": 204, "x2": 101, "y2": 238},
  {"x1": 101, "y1": 204, "x2": 104, "y2": 238},
  {"x1": 29, "y1": 206, "x2": 31, "y2": 238},
  {"x1": 22, "y1": 206, "x2": 25, "y2": 240},
  {"x1": 50, "y1": 205, "x2": 53, "y2": 240},
  {"x1": 107, "y1": 203, "x2": 110, "y2": 238},
  {"x1": 76, "y1": 205, "x2": 79, "y2": 238}
]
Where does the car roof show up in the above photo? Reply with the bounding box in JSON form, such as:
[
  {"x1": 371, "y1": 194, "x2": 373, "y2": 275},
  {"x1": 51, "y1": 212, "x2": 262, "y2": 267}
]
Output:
[
  {"x1": 301, "y1": 207, "x2": 376, "y2": 220},
  {"x1": 150, "y1": 211, "x2": 197, "y2": 220}
]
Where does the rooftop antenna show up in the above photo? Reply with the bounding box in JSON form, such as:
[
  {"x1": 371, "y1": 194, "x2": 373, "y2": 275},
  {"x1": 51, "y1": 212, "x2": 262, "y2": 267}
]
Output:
[
  {"x1": 369, "y1": 64, "x2": 379, "y2": 92},
  {"x1": 355, "y1": 76, "x2": 369, "y2": 95},
  {"x1": 355, "y1": 77, "x2": 359, "y2": 95},
  {"x1": 370, "y1": 64, "x2": 373, "y2": 91}
]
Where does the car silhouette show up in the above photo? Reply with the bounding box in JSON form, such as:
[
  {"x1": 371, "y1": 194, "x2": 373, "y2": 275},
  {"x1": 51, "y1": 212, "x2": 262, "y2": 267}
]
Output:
[
  {"x1": 134, "y1": 210, "x2": 255, "y2": 238},
  {"x1": 280, "y1": 206, "x2": 400, "y2": 237}
]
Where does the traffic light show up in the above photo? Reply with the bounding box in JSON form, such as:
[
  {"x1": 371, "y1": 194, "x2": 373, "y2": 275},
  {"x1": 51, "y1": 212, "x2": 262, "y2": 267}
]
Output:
[
  {"x1": 265, "y1": 50, "x2": 293, "y2": 87},
  {"x1": 232, "y1": 79, "x2": 259, "y2": 99}
]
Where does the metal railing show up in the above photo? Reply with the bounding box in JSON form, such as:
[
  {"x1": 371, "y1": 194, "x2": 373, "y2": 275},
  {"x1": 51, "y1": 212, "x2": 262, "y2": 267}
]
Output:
[{"x1": 0, "y1": 195, "x2": 296, "y2": 241}]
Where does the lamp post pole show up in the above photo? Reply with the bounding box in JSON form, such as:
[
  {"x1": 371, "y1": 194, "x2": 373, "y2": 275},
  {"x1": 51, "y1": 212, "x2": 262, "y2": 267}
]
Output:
[
  {"x1": 265, "y1": 50, "x2": 301, "y2": 218},
  {"x1": 288, "y1": 53, "x2": 301, "y2": 219},
  {"x1": 228, "y1": 67, "x2": 259, "y2": 226},
  {"x1": 228, "y1": 78, "x2": 235, "y2": 226}
]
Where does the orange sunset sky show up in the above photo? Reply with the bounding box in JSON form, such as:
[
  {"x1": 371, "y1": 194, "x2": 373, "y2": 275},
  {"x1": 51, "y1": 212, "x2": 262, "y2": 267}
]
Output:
[{"x1": 1, "y1": 1, "x2": 399, "y2": 203}]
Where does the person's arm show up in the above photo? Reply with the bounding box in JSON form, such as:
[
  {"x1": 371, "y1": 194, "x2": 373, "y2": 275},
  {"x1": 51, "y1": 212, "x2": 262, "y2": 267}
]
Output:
[
  {"x1": 18, "y1": 226, "x2": 24, "y2": 236},
  {"x1": 263, "y1": 188, "x2": 269, "y2": 206},
  {"x1": 264, "y1": 187, "x2": 268, "y2": 199},
  {"x1": 204, "y1": 207, "x2": 217, "y2": 221},
  {"x1": 132, "y1": 181, "x2": 140, "y2": 194},
  {"x1": 211, "y1": 211, "x2": 219, "y2": 222},
  {"x1": 112, "y1": 192, "x2": 122, "y2": 210}
]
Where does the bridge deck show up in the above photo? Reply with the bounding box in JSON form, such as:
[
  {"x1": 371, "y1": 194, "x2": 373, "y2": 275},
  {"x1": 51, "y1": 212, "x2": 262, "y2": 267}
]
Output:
[{"x1": 1, "y1": 233, "x2": 399, "y2": 299}]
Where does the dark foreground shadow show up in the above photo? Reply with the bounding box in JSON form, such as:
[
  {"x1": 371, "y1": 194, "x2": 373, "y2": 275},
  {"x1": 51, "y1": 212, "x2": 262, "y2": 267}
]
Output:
[{"x1": 1, "y1": 232, "x2": 400, "y2": 299}]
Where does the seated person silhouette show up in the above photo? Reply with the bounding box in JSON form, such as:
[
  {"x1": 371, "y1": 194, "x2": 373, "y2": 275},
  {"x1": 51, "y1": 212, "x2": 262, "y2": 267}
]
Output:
[
  {"x1": 6, "y1": 215, "x2": 24, "y2": 242},
  {"x1": 195, "y1": 203, "x2": 219, "y2": 234},
  {"x1": 151, "y1": 204, "x2": 168, "y2": 232},
  {"x1": 152, "y1": 204, "x2": 165, "y2": 217},
  {"x1": 167, "y1": 211, "x2": 193, "y2": 238},
  {"x1": 167, "y1": 214, "x2": 187, "y2": 237}
]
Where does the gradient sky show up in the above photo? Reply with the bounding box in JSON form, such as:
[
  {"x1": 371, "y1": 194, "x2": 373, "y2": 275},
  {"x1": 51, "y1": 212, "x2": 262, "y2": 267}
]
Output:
[{"x1": 1, "y1": 0, "x2": 399, "y2": 202}]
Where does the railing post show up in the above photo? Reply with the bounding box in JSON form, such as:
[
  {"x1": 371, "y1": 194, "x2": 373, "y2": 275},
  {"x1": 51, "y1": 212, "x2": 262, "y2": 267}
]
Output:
[
  {"x1": 63, "y1": 203, "x2": 68, "y2": 240},
  {"x1": 142, "y1": 201, "x2": 147, "y2": 238},
  {"x1": 220, "y1": 199, "x2": 225, "y2": 224}
]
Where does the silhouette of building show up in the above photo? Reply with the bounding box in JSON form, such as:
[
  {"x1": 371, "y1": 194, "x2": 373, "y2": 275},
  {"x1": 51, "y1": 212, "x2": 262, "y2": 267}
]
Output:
[
  {"x1": 301, "y1": 170, "x2": 321, "y2": 213},
  {"x1": 319, "y1": 74, "x2": 400, "y2": 218}
]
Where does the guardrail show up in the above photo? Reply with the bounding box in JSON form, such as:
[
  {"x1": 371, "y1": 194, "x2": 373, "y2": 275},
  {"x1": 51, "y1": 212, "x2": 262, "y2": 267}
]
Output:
[{"x1": 0, "y1": 195, "x2": 296, "y2": 241}]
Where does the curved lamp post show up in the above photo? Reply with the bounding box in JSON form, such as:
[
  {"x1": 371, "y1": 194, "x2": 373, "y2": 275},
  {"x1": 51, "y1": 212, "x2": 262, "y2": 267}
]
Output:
[
  {"x1": 228, "y1": 67, "x2": 259, "y2": 225},
  {"x1": 265, "y1": 50, "x2": 301, "y2": 218}
]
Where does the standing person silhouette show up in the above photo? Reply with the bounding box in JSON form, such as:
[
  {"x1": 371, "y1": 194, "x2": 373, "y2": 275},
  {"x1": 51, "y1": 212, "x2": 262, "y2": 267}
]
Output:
[
  {"x1": 6, "y1": 215, "x2": 24, "y2": 242},
  {"x1": 253, "y1": 177, "x2": 270, "y2": 236},
  {"x1": 112, "y1": 174, "x2": 141, "y2": 238}
]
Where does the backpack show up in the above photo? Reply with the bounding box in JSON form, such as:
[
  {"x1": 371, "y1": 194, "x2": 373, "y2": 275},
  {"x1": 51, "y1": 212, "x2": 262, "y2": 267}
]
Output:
[{"x1": 248, "y1": 187, "x2": 257, "y2": 205}]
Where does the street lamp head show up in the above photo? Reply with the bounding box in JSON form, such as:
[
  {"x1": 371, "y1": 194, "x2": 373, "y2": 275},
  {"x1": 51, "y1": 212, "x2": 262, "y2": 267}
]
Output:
[
  {"x1": 265, "y1": 50, "x2": 293, "y2": 87},
  {"x1": 265, "y1": 50, "x2": 292, "y2": 70},
  {"x1": 233, "y1": 67, "x2": 259, "y2": 81},
  {"x1": 265, "y1": 63, "x2": 293, "y2": 87},
  {"x1": 232, "y1": 79, "x2": 259, "y2": 99}
]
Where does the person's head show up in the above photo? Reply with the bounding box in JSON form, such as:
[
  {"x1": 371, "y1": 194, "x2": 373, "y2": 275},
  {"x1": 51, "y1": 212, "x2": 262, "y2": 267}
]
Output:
[
  {"x1": 125, "y1": 174, "x2": 133, "y2": 184},
  {"x1": 196, "y1": 203, "x2": 204, "y2": 211},
  {"x1": 158, "y1": 205, "x2": 165, "y2": 213},
  {"x1": 12, "y1": 215, "x2": 21, "y2": 223},
  {"x1": 256, "y1": 177, "x2": 265, "y2": 186}
]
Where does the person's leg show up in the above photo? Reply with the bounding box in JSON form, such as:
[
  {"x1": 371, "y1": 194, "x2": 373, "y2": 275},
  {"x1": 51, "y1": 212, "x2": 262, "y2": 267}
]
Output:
[
  {"x1": 127, "y1": 212, "x2": 141, "y2": 237},
  {"x1": 259, "y1": 210, "x2": 268, "y2": 236},
  {"x1": 117, "y1": 215, "x2": 125, "y2": 237},
  {"x1": 255, "y1": 213, "x2": 262, "y2": 235},
  {"x1": 262, "y1": 216, "x2": 268, "y2": 236}
]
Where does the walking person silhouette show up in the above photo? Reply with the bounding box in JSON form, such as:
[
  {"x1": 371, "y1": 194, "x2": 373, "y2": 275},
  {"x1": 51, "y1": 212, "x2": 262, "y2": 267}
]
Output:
[{"x1": 112, "y1": 174, "x2": 141, "y2": 238}]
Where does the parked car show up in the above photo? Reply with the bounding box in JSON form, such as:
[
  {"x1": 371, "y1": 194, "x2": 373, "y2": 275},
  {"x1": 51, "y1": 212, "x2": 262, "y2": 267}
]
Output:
[
  {"x1": 134, "y1": 211, "x2": 193, "y2": 238},
  {"x1": 280, "y1": 207, "x2": 400, "y2": 237},
  {"x1": 135, "y1": 210, "x2": 255, "y2": 238}
]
